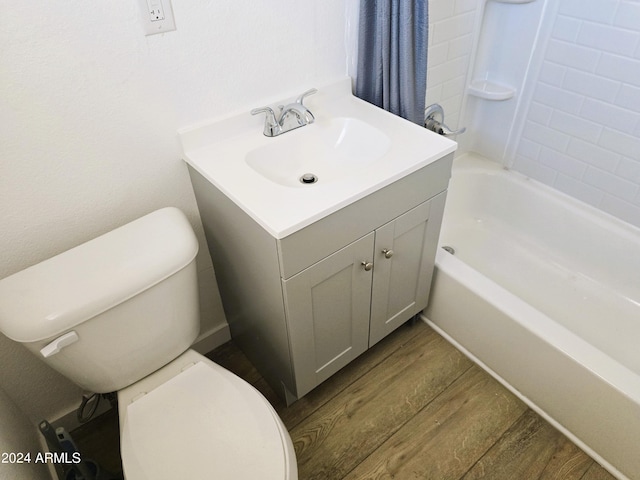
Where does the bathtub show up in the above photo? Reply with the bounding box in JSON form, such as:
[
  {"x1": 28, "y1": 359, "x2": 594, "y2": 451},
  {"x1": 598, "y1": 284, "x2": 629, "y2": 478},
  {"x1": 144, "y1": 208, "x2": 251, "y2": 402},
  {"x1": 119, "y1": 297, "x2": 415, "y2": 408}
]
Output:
[{"x1": 423, "y1": 153, "x2": 640, "y2": 480}]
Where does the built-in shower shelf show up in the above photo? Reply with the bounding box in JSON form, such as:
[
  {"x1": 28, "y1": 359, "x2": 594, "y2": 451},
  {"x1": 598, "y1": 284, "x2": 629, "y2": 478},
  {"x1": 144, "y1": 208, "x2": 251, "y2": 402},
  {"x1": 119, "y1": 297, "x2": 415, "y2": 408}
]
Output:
[{"x1": 468, "y1": 79, "x2": 516, "y2": 100}]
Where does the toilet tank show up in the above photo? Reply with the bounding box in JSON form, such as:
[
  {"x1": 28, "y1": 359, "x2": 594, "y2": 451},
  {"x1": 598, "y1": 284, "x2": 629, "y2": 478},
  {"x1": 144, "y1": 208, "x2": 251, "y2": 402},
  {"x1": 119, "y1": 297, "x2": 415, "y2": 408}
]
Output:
[{"x1": 0, "y1": 207, "x2": 200, "y2": 393}]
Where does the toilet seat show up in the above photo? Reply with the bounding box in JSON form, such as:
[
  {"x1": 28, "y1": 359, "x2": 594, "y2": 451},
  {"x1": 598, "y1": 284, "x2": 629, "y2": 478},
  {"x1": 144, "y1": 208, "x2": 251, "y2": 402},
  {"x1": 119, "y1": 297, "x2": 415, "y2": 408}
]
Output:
[{"x1": 119, "y1": 352, "x2": 296, "y2": 479}]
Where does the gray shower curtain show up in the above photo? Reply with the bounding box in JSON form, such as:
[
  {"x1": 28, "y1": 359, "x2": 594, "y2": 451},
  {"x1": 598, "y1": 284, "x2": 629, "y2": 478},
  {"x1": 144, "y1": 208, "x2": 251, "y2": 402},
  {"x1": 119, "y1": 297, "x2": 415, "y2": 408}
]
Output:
[{"x1": 355, "y1": 0, "x2": 428, "y2": 125}]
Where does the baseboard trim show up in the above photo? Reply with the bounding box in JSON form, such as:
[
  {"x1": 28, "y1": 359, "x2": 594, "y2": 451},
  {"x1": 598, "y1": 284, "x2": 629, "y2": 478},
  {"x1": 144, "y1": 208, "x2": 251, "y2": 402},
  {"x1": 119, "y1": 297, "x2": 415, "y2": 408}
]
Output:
[{"x1": 192, "y1": 322, "x2": 231, "y2": 355}]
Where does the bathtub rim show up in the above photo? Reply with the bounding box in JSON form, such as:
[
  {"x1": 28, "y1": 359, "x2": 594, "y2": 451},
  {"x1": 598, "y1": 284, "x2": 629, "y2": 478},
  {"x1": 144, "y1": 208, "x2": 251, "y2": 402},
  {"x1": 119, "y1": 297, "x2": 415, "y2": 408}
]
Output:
[
  {"x1": 424, "y1": 250, "x2": 638, "y2": 480},
  {"x1": 430, "y1": 248, "x2": 640, "y2": 405},
  {"x1": 427, "y1": 215, "x2": 640, "y2": 480},
  {"x1": 452, "y1": 153, "x2": 640, "y2": 244},
  {"x1": 423, "y1": 310, "x2": 630, "y2": 480},
  {"x1": 445, "y1": 153, "x2": 640, "y2": 377}
]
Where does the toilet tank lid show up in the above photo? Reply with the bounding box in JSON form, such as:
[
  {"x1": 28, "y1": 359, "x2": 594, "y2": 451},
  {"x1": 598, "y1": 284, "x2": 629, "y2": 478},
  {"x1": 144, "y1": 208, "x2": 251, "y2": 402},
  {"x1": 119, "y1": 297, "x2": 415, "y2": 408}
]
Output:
[{"x1": 0, "y1": 207, "x2": 199, "y2": 343}]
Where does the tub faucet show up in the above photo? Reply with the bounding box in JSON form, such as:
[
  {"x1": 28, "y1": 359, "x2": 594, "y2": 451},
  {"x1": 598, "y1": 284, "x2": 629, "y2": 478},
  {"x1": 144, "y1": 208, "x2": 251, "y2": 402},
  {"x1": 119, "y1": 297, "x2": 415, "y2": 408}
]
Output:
[
  {"x1": 424, "y1": 104, "x2": 466, "y2": 137},
  {"x1": 251, "y1": 88, "x2": 317, "y2": 137}
]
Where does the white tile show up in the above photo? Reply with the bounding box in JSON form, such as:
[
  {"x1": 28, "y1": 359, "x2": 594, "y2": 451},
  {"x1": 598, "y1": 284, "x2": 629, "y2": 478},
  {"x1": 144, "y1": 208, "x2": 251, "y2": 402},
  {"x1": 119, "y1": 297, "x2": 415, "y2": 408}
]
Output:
[
  {"x1": 539, "y1": 61, "x2": 566, "y2": 87},
  {"x1": 616, "y1": 157, "x2": 640, "y2": 183},
  {"x1": 598, "y1": 128, "x2": 640, "y2": 158},
  {"x1": 454, "y1": 0, "x2": 477, "y2": 15},
  {"x1": 577, "y1": 22, "x2": 638, "y2": 57},
  {"x1": 539, "y1": 147, "x2": 588, "y2": 178},
  {"x1": 562, "y1": 69, "x2": 620, "y2": 102},
  {"x1": 527, "y1": 102, "x2": 553, "y2": 125},
  {"x1": 522, "y1": 120, "x2": 572, "y2": 152},
  {"x1": 545, "y1": 39, "x2": 601, "y2": 73},
  {"x1": 429, "y1": 0, "x2": 456, "y2": 23},
  {"x1": 615, "y1": 84, "x2": 640, "y2": 114},
  {"x1": 426, "y1": 82, "x2": 444, "y2": 105},
  {"x1": 580, "y1": 98, "x2": 639, "y2": 135},
  {"x1": 584, "y1": 166, "x2": 639, "y2": 201},
  {"x1": 429, "y1": 42, "x2": 449, "y2": 66},
  {"x1": 567, "y1": 138, "x2": 621, "y2": 172},
  {"x1": 448, "y1": 33, "x2": 474, "y2": 60},
  {"x1": 516, "y1": 137, "x2": 542, "y2": 160},
  {"x1": 552, "y1": 15, "x2": 581, "y2": 42},
  {"x1": 432, "y1": 12, "x2": 476, "y2": 44},
  {"x1": 596, "y1": 53, "x2": 640, "y2": 87},
  {"x1": 549, "y1": 110, "x2": 603, "y2": 142},
  {"x1": 558, "y1": 0, "x2": 618, "y2": 23},
  {"x1": 428, "y1": 56, "x2": 469, "y2": 86},
  {"x1": 533, "y1": 83, "x2": 583, "y2": 114},
  {"x1": 439, "y1": 96, "x2": 464, "y2": 127},
  {"x1": 614, "y1": 1, "x2": 640, "y2": 31},
  {"x1": 442, "y1": 75, "x2": 467, "y2": 99}
]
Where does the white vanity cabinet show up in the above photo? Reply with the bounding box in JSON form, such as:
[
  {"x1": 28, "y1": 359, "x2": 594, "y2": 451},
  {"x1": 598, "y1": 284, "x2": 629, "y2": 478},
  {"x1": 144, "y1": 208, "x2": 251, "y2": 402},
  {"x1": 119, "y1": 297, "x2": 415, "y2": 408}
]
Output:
[{"x1": 188, "y1": 153, "x2": 452, "y2": 402}]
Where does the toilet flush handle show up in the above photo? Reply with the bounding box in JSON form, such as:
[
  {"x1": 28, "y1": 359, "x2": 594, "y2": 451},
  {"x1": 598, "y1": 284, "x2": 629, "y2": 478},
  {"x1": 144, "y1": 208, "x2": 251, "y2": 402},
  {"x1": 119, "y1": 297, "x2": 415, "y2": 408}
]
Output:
[{"x1": 40, "y1": 331, "x2": 79, "y2": 358}]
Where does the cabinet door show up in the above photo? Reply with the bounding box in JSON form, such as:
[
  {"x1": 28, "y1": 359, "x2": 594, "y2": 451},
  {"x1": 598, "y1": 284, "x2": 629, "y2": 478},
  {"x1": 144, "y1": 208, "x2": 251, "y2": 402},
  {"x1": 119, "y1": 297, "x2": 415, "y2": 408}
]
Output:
[
  {"x1": 283, "y1": 233, "x2": 374, "y2": 397},
  {"x1": 369, "y1": 199, "x2": 436, "y2": 346}
]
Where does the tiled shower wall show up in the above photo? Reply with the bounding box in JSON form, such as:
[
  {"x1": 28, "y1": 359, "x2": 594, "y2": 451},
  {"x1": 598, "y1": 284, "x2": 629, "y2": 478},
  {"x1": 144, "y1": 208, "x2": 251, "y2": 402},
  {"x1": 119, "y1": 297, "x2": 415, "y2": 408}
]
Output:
[
  {"x1": 513, "y1": 0, "x2": 640, "y2": 227},
  {"x1": 427, "y1": 0, "x2": 479, "y2": 133},
  {"x1": 428, "y1": 0, "x2": 640, "y2": 228}
]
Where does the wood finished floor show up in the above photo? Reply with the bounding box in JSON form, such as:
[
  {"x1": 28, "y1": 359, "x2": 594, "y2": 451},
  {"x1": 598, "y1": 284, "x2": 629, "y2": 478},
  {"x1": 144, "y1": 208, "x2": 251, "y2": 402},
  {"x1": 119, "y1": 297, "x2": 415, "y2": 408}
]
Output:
[{"x1": 74, "y1": 321, "x2": 616, "y2": 480}]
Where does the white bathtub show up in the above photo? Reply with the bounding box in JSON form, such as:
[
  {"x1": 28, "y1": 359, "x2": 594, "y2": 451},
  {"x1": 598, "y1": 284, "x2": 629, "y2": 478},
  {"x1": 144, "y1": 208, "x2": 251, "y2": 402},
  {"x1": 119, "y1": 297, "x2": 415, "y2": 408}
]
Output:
[{"x1": 424, "y1": 153, "x2": 640, "y2": 480}]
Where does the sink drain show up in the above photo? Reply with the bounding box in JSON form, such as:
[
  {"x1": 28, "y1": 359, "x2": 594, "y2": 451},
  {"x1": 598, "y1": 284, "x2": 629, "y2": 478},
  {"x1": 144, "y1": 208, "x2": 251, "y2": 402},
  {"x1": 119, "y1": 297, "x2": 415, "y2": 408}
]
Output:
[{"x1": 300, "y1": 173, "x2": 318, "y2": 184}]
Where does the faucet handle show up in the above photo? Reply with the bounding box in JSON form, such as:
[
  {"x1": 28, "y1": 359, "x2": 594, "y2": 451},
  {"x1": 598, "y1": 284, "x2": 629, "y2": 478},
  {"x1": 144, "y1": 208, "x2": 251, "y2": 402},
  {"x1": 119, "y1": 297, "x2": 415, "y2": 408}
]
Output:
[
  {"x1": 430, "y1": 121, "x2": 467, "y2": 136},
  {"x1": 296, "y1": 88, "x2": 317, "y2": 105},
  {"x1": 424, "y1": 103, "x2": 466, "y2": 137},
  {"x1": 251, "y1": 106, "x2": 281, "y2": 137},
  {"x1": 251, "y1": 106, "x2": 277, "y2": 120}
]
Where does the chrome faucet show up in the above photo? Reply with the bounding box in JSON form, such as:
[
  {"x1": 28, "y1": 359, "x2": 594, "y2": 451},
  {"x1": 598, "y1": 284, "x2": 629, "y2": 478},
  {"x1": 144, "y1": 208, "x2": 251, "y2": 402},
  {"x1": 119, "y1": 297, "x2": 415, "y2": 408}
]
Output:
[
  {"x1": 424, "y1": 104, "x2": 466, "y2": 137},
  {"x1": 251, "y1": 88, "x2": 317, "y2": 137}
]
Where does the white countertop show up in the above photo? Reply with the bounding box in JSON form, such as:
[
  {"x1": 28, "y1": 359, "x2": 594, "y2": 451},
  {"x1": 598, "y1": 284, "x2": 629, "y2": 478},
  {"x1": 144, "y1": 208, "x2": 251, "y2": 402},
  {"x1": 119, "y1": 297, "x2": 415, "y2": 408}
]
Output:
[{"x1": 179, "y1": 78, "x2": 457, "y2": 239}]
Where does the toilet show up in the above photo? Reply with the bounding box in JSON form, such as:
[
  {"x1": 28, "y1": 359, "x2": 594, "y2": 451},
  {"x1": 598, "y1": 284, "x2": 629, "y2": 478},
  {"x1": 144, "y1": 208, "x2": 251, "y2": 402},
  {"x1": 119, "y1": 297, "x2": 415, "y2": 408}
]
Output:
[{"x1": 0, "y1": 207, "x2": 298, "y2": 479}]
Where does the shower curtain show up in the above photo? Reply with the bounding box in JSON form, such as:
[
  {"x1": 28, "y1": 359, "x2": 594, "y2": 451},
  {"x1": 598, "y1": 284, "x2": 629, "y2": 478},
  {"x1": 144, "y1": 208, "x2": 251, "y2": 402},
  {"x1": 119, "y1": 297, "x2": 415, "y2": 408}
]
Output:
[{"x1": 355, "y1": 0, "x2": 429, "y2": 125}]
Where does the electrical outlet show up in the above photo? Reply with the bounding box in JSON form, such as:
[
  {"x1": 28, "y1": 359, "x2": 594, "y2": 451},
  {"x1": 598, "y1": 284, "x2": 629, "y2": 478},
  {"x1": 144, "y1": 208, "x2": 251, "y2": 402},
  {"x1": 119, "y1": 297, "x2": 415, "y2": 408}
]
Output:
[{"x1": 138, "y1": 0, "x2": 176, "y2": 36}]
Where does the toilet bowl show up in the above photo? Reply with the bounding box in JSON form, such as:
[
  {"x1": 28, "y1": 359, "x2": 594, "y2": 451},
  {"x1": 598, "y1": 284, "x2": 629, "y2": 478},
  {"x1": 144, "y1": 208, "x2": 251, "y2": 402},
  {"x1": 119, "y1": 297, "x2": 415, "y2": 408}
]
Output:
[{"x1": 0, "y1": 207, "x2": 297, "y2": 479}]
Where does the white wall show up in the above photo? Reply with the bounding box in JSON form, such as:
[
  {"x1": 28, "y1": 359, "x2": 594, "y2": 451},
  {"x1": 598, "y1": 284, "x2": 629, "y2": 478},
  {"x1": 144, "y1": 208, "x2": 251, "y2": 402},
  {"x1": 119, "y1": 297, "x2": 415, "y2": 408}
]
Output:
[
  {"x1": 512, "y1": 0, "x2": 640, "y2": 228},
  {"x1": 1, "y1": 0, "x2": 355, "y2": 424},
  {"x1": 0, "y1": 387, "x2": 50, "y2": 480}
]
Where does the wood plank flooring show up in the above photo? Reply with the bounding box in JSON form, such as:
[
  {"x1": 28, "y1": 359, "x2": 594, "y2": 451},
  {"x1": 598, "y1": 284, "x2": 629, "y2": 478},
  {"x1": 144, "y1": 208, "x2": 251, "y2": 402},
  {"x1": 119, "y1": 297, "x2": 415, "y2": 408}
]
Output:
[
  {"x1": 74, "y1": 320, "x2": 617, "y2": 480},
  {"x1": 209, "y1": 320, "x2": 615, "y2": 480}
]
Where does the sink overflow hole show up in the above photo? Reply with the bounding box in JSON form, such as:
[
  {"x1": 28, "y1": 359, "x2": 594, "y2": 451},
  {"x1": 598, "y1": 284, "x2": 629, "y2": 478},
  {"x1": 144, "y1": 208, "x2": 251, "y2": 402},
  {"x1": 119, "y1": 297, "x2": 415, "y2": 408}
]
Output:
[
  {"x1": 300, "y1": 173, "x2": 318, "y2": 184},
  {"x1": 442, "y1": 245, "x2": 455, "y2": 255}
]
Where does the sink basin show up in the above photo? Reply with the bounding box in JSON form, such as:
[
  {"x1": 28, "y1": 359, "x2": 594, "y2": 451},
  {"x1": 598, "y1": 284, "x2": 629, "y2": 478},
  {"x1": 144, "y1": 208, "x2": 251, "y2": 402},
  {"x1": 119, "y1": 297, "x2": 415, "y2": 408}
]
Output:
[
  {"x1": 179, "y1": 78, "x2": 457, "y2": 238},
  {"x1": 245, "y1": 117, "x2": 391, "y2": 187}
]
